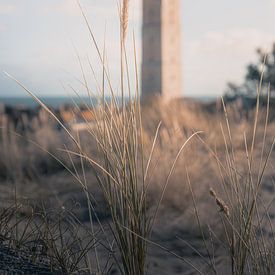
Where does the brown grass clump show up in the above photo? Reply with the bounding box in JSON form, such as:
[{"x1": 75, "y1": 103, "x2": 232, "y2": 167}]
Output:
[{"x1": 0, "y1": 203, "x2": 95, "y2": 274}]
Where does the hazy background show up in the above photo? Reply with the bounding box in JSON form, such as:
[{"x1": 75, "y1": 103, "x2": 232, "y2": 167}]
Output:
[{"x1": 0, "y1": 0, "x2": 275, "y2": 97}]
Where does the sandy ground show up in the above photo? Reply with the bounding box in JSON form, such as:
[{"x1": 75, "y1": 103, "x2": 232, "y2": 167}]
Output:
[
  {"x1": 0, "y1": 102, "x2": 274, "y2": 274},
  {"x1": 0, "y1": 158, "x2": 273, "y2": 274}
]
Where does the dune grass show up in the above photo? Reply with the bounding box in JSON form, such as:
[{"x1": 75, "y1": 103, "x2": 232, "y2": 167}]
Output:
[
  {"x1": 179, "y1": 81, "x2": 275, "y2": 274},
  {"x1": 1, "y1": 1, "x2": 275, "y2": 274},
  {"x1": 4, "y1": 1, "x2": 199, "y2": 273}
]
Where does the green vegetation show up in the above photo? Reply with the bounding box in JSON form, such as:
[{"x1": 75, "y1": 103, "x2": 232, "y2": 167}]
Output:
[{"x1": 226, "y1": 43, "x2": 275, "y2": 97}]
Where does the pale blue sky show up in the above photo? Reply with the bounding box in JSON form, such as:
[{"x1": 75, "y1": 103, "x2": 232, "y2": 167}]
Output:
[{"x1": 0, "y1": 0, "x2": 275, "y2": 97}]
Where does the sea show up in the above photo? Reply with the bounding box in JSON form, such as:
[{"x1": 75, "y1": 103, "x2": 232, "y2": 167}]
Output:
[
  {"x1": 0, "y1": 97, "x2": 99, "y2": 109},
  {"x1": 0, "y1": 96, "x2": 216, "y2": 109}
]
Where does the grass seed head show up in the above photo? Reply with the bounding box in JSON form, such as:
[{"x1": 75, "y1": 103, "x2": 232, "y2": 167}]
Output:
[
  {"x1": 121, "y1": 0, "x2": 129, "y2": 44},
  {"x1": 210, "y1": 187, "x2": 230, "y2": 218}
]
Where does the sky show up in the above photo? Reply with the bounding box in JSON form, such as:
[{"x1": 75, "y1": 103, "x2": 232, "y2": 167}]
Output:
[{"x1": 0, "y1": 0, "x2": 275, "y2": 98}]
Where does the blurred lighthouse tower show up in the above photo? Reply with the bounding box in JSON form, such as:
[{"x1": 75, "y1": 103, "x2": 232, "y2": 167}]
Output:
[{"x1": 142, "y1": 0, "x2": 182, "y2": 100}]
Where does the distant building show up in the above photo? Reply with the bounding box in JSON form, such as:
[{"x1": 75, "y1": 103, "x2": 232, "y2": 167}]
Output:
[{"x1": 142, "y1": 0, "x2": 182, "y2": 101}]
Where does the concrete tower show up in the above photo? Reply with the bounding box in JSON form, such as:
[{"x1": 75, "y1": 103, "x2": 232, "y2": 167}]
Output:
[{"x1": 142, "y1": 0, "x2": 182, "y2": 100}]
